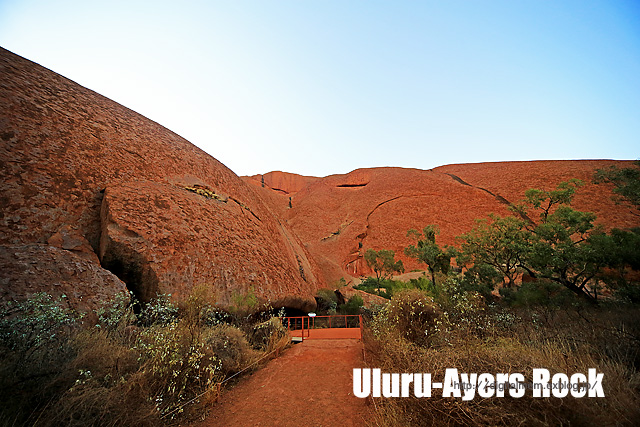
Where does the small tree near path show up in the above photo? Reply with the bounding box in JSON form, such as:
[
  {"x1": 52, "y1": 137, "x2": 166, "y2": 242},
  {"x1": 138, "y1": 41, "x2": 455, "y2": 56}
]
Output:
[
  {"x1": 364, "y1": 249, "x2": 404, "y2": 285},
  {"x1": 404, "y1": 225, "x2": 455, "y2": 289}
]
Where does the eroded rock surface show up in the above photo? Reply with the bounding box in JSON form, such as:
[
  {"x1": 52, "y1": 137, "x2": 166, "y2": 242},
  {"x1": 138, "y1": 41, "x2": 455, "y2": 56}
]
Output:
[
  {"x1": 247, "y1": 162, "x2": 639, "y2": 284},
  {"x1": 99, "y1": 180, "x2": 318, "y2": 310},
  {"x1": 0, "y1": 47, "x2": 321, "y2": 310},
  {"x1": 0, "y1": 244, "x2": 127, "y2": 313}
]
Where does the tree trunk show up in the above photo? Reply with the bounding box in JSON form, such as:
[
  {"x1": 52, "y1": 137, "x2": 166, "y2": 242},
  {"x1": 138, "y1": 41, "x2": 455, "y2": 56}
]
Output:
[{"x1": 429, "y1": 267, "x2": 436, "y2": 288}]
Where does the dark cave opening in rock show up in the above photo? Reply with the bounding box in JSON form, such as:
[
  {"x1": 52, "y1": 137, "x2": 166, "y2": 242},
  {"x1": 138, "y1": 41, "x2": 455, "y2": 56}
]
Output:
[{"x1": 100, "y1": 243, "x2": 160, "y2": 307}]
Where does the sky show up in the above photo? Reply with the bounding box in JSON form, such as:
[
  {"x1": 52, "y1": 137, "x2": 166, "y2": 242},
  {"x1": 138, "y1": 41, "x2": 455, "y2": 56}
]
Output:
[{"x1": 1, "y1": 1, "x2": 639, "y2": 177}]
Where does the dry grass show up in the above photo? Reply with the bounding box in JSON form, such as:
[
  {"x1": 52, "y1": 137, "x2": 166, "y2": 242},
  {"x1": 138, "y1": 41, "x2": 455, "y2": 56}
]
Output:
[
  {"x1": 0, "y1": 290, "x2": 291, "y2": 426},
  {"x1": 364, "y1": 292, "x2": 640, "y2": 426}
]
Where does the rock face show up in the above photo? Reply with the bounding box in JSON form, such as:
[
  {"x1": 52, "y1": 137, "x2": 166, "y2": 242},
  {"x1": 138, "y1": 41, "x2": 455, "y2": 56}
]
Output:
[
  {"x1": 99, "y1": 180, "x2": 319, "y2": 308},
  {"x1": 0, "y1": 47, "x2": 321, "y2": 311},
  {"x1": 0, "y1": 244, "x2": 127, "y2": 314},
  {"x1": 248, "y1": 171, "x2": 319, "y2": 195},
  {"x1": 1, "y1": 47, "x2": 637, "y2": 310},
  {"x1": 246, "y1": 161, "x2": 639, "y2": 284}
]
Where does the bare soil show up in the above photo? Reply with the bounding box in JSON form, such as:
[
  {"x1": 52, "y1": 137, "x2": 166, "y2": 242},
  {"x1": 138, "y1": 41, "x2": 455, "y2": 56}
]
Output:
[{"x1": 193, "y1": 339, "x2": 369, "y2": 427}]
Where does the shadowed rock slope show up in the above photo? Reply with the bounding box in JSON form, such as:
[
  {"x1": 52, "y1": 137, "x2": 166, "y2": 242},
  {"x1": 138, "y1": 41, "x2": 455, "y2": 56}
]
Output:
[{"x1": 0, "y1": 47, "x2": 321, "y2": 311}]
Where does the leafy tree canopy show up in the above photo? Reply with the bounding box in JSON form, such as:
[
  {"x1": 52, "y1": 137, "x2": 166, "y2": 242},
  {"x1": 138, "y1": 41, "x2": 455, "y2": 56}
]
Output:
[
  {"x1": 594, "y1": 160, "x2": 640, "y2": 208},
  {"x1": 364, "y1": 248, "x2": 404, "y2": 284},
  {"x1": 404, "y1": 225, "x2": 455, "y2": 288},
  {"x1": 459, "y1": 180, "x2": 629, "y2": 303}
]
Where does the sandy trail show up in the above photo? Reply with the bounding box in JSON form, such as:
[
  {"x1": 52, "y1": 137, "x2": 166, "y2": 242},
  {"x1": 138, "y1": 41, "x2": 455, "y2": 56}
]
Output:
[{"x1": 194, "y1": 339, "x2": 369, "y2": 427}]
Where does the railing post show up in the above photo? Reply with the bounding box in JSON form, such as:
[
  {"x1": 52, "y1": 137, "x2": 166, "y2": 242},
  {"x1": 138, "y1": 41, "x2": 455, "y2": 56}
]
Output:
[{"x1": 359, "y1": 314, "x2": 363, "y2": 339}]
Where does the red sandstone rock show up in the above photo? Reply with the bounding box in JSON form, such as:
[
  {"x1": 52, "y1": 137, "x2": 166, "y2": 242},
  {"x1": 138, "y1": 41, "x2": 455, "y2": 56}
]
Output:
[
  {"x1": 434, "y1": 160, "x2": 638, "y2": 231},
  {"x1": 1, "y1": 47, "x2": 637, "y2": 310},
  {"x1": 250, "y1": 163, "x2": 639, "y2": 284},
  {"x1": 0, "y1": 48, "x2": 322, "y2": 311},
  {"x1": 247, "y1": 171, "x2": 318, "y2": 194},
  {"x1": 47, "y1": 224, "x2": 99, "y2": 263},
  {"x1": 99, "y1": 180, "x2": 318, "y2": 310},
  {"x1": 0, "y1": 244, "x2": 127, "y2": 314}
]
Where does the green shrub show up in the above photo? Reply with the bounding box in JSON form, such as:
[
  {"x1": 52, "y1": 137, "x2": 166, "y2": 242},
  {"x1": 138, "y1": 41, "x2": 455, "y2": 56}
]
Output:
[
  {"x1": 0, "y1": 293, "x2": 82, "y2": 424},
  {"x1": 138, "y1": 293, "x2": 179, "y2": 326},
  {"x1": 339, "y1": 295, "x2": 364, "y2": 315},
  {"x1": 0, "y1": 292, "x2": 79, "y2": 357},
  {"x1": 315, "y1": 288, "x2": 338, "y2": 313},
  {"x1": 96, "y1": 291, "x2": 135, "y2": 333},
  {"x1": 248, "y1": 317, "x2": 288, "y2": 351},
  {"x1": 230, "y1": 286, "x2": 259, "y2": 315},
  {"x1": 460, "y1": 263, "x2": 501, "y2": 301},
  {"x1": 134, "y1": 321, "x2": 220, "y2": 418}
]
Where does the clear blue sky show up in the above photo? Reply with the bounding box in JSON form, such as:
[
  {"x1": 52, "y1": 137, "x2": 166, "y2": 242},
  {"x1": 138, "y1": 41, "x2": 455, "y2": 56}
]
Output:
[{"x1": 1, "y1": 0, "x2": 638, "y2": 177}]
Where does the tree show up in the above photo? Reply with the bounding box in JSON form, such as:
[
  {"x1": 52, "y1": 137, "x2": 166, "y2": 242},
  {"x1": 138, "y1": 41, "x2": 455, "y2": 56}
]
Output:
[
  {"x1": 458, "y1": 214, "x2": 531, "y2": 288},
  {"x1": 364, "y1": 249, "x2": 404, "y2": 284},
  {"x1": 512, "y1": 178, "x2": 584, "y2": 225},
  {"x1": 404, "y1": 225, "x2": 455, "y2": 288},
  {"x1": 590, "y1": 227, "x2": 640, "y2": 302},
  {"x1": 511, "y1": 180, "x2": 606, "y2": 302},
  {"x1": 594, "y1": 160, "x2": 640, "y2": 209},
  {"x1": 459, "y1": 180, "x2": 618, "y2": 303}
]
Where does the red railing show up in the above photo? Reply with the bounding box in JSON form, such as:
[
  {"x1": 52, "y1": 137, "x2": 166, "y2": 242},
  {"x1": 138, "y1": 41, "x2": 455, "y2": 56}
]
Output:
[{"x1": 282, "y1": 315, "x2": 363, "y2": 341}]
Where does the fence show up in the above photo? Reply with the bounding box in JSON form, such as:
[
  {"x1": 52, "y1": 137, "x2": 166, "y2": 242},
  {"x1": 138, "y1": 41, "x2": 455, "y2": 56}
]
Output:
[{"x1": 282, "y1": 314, "x2": 363, "y2": 341}]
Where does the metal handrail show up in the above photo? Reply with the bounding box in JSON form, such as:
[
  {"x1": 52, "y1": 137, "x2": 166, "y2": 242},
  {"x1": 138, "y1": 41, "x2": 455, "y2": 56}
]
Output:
[{"x1": 282, "y1": 315, "x2": 362, "y2": 335}]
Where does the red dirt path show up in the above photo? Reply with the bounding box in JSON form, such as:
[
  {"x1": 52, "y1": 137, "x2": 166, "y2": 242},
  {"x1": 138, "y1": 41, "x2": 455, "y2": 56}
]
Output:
[{"x1": 194, "y1": 339, "x2": 369, "y2": 427}]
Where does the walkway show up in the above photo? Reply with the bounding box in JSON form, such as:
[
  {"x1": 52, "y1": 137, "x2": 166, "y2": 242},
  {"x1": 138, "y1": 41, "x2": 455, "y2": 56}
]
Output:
[{"x1": 194, "y1": 339, "x2": 369, "y2": 427}]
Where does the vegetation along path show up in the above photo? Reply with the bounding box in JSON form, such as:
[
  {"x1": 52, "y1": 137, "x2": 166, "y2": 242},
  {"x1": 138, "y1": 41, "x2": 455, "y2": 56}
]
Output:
[{"x1": 194, "y1": 339, "x2": 369, "y2": 427}]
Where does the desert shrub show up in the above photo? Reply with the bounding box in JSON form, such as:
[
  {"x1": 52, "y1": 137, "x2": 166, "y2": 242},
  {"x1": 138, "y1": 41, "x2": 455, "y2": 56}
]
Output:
[
  {"x1": 134, "y1": 321, "x2": 220, "y2": 419},
  {"x1": 315, "y1": 288, "x2": 338, "y2": 314},
  {"x1": 0, "y1": 288, "x2": 293, "y2": 426},
  {"x1": 372, "y1": 289, "x2": 442, "y2": 346},
  {"x1": 45, "y1": 328, "x2": 157, "y2": 426},
  {"x1": 248, "y1": 317, "x2": 288, "y2": 351},
  {"x1": 202, "y1": 306, "x2": 234, "y2": 326},
  {"x1": 138, "y1": 293, "x2": 179, "y2": 326},
  {"x1": 0, "y1": 292, "x2": 79, "y2": 358},
  {"x1": 203, "y1": 324, "x2": 258, "y2": 375},
  {"x1": 230, "y1": 286, "x2": 259, "y2": 316},
  {"x1": 95, "y1": 290, "x2": 136, "y2": 333},
  {"x1": 0, "y1": 293, "x2": 81, "y2": 425},
  {"x1": 613, "y1": 279, "x2": 640, "y2": 304},
  {"x1": 365, "y1": 298, "x2": 640, "y2": 426},
  {"x1": 499, "y1": 280, "x2": 579, "y2": 309},
  {"x1": 460, "y1": 263, "x2": 501, "y2": 301},
  {"x1": 408, "y1": 276, "x2": 433, "y2": 292},
  {"x1": 178, "y1": 283, "x2": 219, "y2": 327},
  {"x1": 339, "y1": 294, "x2": 364, "y2": 315},
  {"x1": 356, "y1": 276, "x2": 430, "y2": 299}
]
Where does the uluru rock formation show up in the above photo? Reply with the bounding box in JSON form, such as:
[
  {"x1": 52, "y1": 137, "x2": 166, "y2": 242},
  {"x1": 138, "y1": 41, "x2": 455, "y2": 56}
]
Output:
[
  {"x1": 0, "y1": 244, "x2": 127, "y2": 314},
  {"x1": 0, "y1": 47, "x2": 321, "y2": 312},
  {"x1": 246, "y1": 161, "x2": 639, "y2": 284},
  {"x1": 1, "y1": 47, "x2": 638, "y2": 310}
]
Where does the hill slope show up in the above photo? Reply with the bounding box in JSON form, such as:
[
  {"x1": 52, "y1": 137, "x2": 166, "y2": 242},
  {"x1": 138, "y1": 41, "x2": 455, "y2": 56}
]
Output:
[
  {"x1": 246, "y1": 161, "x2": 638, "y2": 284},
  {"x1": 0, "y1": 47, "x2": 322, "y2": 311}
]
